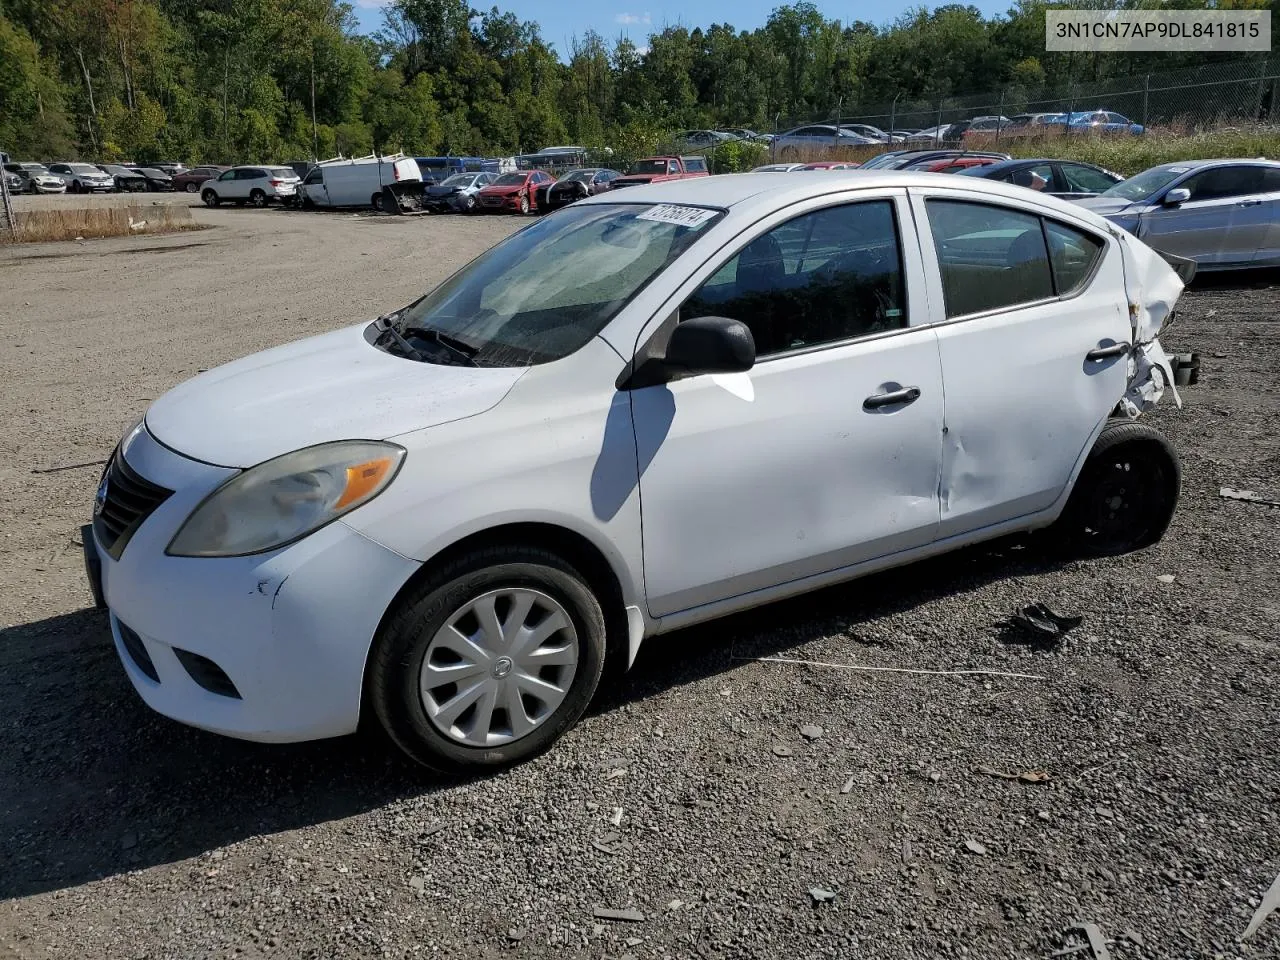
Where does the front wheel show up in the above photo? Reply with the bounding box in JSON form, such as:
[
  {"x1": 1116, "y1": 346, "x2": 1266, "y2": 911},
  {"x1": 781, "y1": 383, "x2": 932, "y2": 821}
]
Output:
[
  {"x1": 1047, "y1": 422, "x2": 1180, "y2": 557},
  {"x1": 367, "y1": 546, "x2": 607, "y2": 773},
  {"x1": 518, "y1": 193, "x2": 530, "y2": 215},
  {"x1": 201, "y1": 189, "x2": 220, "y2": 208}
]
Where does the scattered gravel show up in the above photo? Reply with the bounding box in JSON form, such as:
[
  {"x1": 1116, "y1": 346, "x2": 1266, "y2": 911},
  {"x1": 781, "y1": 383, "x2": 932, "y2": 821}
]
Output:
[{"x1": 1, "y1": 211, "x2": 1277, "y2": 959}]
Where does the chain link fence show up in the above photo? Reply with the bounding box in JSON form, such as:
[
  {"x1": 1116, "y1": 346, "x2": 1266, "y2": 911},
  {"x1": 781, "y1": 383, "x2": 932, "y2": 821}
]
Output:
[
  {"x1": 0, "y1": 149, "x2": 16, "y2": 241},
  {"x1": 778, "y1": 58, "x2": 1280, "y2": 144}
]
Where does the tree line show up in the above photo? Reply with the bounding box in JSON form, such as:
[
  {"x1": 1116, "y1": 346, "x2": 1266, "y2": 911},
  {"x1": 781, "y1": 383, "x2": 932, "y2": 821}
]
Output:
[{"x1": 0, "y1": 0, "x2": 1271, "y2": 164}]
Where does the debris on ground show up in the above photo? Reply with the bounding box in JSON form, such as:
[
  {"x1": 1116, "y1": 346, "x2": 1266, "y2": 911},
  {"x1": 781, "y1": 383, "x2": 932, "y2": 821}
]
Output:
[
  {"x1": 1157, "y1": 574, "x2": 1176, "y2": 584},
  {"x1": 609, "y1": 807, "x2": 623, "y2": 827},
  {"x1": 964, "y1": 840, "x2": 987, "y2": 856},
  {"x1": 592, "y1": 907, "x2": 645, "y2": 923},
  {"x1": 772, "y1": 745, "x2": 794, "y2": 757},
  {"x1": 408, "y1": 875, "x2": 425, "y2": 892},
  {"x1": 1120, "y1": 929, "x2": 1144, "y2": 946},
  {"x1": 1240, "y1": 870, "x2": 1280, "y2": 940},
  {"x1": 808, "y1": 887, "x2": 836, "y2": 904},
  {"x1": 591, "y1": 833, "x2": 621, "y2": 856},
  {"x1": 799, "y1": 724, "x2": 823, "y2": 741},
  {"x1": 736, "y1": 653, "x2": 1046, "y2": 681},
  {"x1": 506, "y1": 927, "x2": 526, "y2": 942},
  {"x1": 840, "y1": 775, "x2": 856, "y2": 794},
  {"x1": 1065, "y1": 922, "x2": 1112, "y2": 960},
  {"x1": 976, "y1": 764, "x2": 1051, "y2": 784},
  {"x1": 1220, "y1": 486, "x2": 1280, "y2": 507},
  {"x1": 1002, "y1": 603, "x2": 1084, "y2": 649},
  {"x1": 30, "y1": 458, "x2": 108, "y2": 475}
]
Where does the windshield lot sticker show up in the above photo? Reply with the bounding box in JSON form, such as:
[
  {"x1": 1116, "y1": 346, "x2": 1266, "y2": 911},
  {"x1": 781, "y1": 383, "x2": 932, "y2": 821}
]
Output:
[{"x1": 636, "y1": 204, "x2": 718, "y2": 228}]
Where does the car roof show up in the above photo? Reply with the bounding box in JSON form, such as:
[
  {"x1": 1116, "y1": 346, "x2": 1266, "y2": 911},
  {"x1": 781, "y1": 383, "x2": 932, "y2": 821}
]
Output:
[{"x1": 576, "y1": 170, "x2": 1123, "y2": 228}]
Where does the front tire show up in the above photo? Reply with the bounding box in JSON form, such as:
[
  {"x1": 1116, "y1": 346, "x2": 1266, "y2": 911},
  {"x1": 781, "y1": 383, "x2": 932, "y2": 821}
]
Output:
[
  {"x1": 202, "y1": 189, "x2": 220, "y2": 208},
  {"x1": 367, "y1": 546, "x2": 607, "y2": 773},
  {"x1": 518, "y1": 193, "x2": 531, "y2": 215},
  {"x1": 1048, "y1": 422, "x2": 1180, "y2": 557}
]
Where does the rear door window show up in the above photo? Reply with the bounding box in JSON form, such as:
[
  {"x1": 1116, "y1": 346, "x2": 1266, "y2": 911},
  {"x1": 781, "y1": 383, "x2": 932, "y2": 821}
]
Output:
[
  {"x1": 925, "y1": 200, "x2": 1054, "y2": 318},
  {"x1": 1044, "y1": 221, "x2": 1105, "y2": 295},
  {"x1": 1058, "y1": 163, "x2": 1117, "y2": 194},
  {"x1": 1182, "y1": 166, "x2": 1264, "y2": 201}
]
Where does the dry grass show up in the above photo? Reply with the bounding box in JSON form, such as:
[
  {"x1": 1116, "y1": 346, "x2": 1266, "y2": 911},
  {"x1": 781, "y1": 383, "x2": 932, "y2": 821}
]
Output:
[{"x1": 4, "y1": 204, "x2": 201, "y2": 243}]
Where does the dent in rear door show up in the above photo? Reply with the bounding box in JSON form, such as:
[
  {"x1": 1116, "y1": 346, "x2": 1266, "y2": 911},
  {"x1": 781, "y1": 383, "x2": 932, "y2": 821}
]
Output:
[{"x1": 910, "y1": 191, "x2": 1130, "y2": 537}]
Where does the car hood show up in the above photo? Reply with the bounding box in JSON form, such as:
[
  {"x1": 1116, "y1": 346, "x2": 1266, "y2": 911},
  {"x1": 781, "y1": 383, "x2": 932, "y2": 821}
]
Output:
[
  {"x1": 479, "y1": 184, "x2": 526, "y2": 195},
  {"x1": 144, "y1": 323, "x2": 525, "y2": 468},
  {"x1": 1073, "y1": 196, "x2": 1139, "y2": 217},
  {"x1": 427, "y1": 184, "x2": 463, "y2": 195}
]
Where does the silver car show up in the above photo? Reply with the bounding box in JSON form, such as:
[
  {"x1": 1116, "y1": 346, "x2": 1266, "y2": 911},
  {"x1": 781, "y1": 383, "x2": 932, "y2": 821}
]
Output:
[
  {"x1": 1076, "y1": 159, "x2": 1280, "y2": 270},
  {"x1": 772, "y1": 124, "x2": 879, "y2": 158}
]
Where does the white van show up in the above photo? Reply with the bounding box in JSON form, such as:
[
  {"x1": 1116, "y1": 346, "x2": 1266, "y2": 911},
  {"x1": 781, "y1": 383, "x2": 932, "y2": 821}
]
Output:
[{"x1": 299, "y1": 154, "x2": 421, "y2": 211}]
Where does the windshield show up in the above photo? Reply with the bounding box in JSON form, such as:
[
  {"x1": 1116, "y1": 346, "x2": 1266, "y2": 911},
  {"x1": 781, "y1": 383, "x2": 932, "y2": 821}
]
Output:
[
  {"x1": 442, "y1": 174, "x2": 474, "y2": 186},
  {"x1": 70, "y1": 164, "x2": 102, "y2": 174},
  {"x1": 22, "y1": 164, "x2": 50, "y2": 174},
  {"x1": 1100, "y1": 165, "x2": 1188, "y2": 202},
  {"x1": 392, "y1": 202, "x2": 723, "y2": 367},
  {"x1": 860, "y1": 152, "x2": 908, "y2": 169},
  {"x1": 628, "y1": 159, "x2": 668, "y2": 175},
  {"x1": 493, "y1": 173, "x2": 526, "y2": 186}
]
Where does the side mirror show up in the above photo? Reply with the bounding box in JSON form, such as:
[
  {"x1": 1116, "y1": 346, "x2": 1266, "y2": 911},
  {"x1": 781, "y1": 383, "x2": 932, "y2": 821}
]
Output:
[
  {"x1": 619, "y1": 316, "x2": 756, "y2": 389},
  {"x1": 1163, "y1": 187, "x2": 1191, "y2": 206},
  {"x1": 662, "y1": 316, "x2": 756, "y2": 379}
]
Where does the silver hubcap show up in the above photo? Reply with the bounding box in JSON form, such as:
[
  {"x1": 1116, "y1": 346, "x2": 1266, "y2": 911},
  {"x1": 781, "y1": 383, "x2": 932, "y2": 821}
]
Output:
[{"x1": 420, "y1": 588, "x2": 578, "y2": 747}]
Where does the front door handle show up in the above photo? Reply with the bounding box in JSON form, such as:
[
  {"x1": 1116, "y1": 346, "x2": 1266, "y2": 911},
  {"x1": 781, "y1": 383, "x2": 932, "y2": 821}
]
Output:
[
  {"x1": 1237, "y1": 198, "x2": 1264, "y2": 207},
  {"x1": 1086, "y1": 342, "x2": 1130, "y2": 362},
  {"x1": 863, "y1": 386, "x2": 921, "y2": 410}
]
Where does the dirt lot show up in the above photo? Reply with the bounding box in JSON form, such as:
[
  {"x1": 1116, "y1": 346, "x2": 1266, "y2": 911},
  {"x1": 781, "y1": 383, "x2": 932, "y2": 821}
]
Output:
[{"x1": 1, "y1": 206, "x2": 1277, "y2": 960}]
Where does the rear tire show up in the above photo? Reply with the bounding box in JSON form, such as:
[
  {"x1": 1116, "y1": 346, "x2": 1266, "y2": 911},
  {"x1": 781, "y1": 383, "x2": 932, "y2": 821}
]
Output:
[
  {"x1": 1047, "y1": 422, "x2": 1180, "y2": 557},
  {"x1": 201, "y1": 189, "x2": 220, "y2": 208},
  {"x1": 249, "y1": 189, "x2": 267, "y2": 208},
  {"x1": 367, "y1": 546, "x2": 607, "y2": 774},
  {"x1": 371, "y1": 192, "x2": 385, "y2": 212},
  {"x1": 185, "y1": 182, "x2": 199, "y2": 193}
]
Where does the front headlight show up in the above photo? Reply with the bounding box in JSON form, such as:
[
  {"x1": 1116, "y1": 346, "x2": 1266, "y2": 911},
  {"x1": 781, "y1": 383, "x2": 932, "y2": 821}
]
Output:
[{"x1": 166, "y1": 440, "x2": 405, "y2": 558}]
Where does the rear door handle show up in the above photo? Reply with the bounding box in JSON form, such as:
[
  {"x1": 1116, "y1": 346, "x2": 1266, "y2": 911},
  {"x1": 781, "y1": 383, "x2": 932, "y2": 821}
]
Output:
[
  {"x1": 1238, "y1": 198, "x2": 1264, "y2": 207},
  {"x1": 863, "y1": 386, "x2": 921, "y2": 410},
  {"x1": 1086, "y1": 342, "x2": 1130, "y2": 362}
]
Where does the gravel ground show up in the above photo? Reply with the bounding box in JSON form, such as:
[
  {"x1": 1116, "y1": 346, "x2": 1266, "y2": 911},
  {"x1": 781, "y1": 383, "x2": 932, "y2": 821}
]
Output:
[{"x1": 1, "y1": 208, "x2": 1277, "y2": 960}]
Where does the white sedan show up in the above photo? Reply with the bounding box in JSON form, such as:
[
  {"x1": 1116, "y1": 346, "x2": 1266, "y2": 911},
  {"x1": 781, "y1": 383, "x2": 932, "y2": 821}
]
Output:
[{"x1": 86, "y1": 173, "x2": 1186, "y2": 772}]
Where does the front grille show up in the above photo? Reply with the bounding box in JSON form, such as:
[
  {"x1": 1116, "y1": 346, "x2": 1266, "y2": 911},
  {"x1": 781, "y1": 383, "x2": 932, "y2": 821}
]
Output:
[
  {"x1": 117, "y1": 620, "x2": 160, "y2": 683},
  {"x1": 174, "y1": 648, "x2": 241, "y2": 699},
  {"x1": 94, "y1": 452, "x2": 173, "y2": 560}
]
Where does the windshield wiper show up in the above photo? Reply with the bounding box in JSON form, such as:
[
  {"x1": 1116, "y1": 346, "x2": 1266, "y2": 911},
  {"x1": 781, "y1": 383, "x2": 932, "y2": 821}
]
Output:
[
  {"x1": 401, "y1": 325, "x2": 479, "y2": 367},
  {"x1": 374, "y1": 313, "x2": 426, "y2": 362}
]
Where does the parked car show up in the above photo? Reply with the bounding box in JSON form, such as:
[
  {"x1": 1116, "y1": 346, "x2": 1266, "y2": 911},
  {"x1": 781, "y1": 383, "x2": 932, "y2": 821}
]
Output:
[
  {"x1": 99, "y1": 164, "x2": 148, "y2": 192},
  {"x1": 1069, "y1": 111, "x2": 1144, "y2": 135},
  {"x1": 609, "y1": 156, "x2": 710, "y2": 189},
  {"x1": 772, "y1": 124, "x2": 880, "y2": 157},
  {"x1": 534, "y1": 168, "x2": 621, "y2": 213},
  {"x1": 905, "y1": 123, "x2": 972, "y2": 144},
  {"x1": 904, "y1": 155, "x2": 1003, "y2": 173},
  {"x1": 1075, "y1": 158, "x2": 1280, "y2": 270},
  {"x1": 422, "y1": 172, "x2": 498, "y2": 213},
  {"x1": 1003, "y1": 113, "x2": 1069, "y2": 138},
  {"x1": 148, "y1": 161, "x2": 188, "y2": 175},
  {"x1": 676, "y1": 130, "x2": 731, "y2": 148},
  {"x1": 3, "y1": 162, "x2": 67, "y2": 193},
  {"x1": 297, "y1": 155, "x2": 420, "y2": 211},
  {"x1": 475, "y1": 170, "x2": 555, "y2": 214},
  {"x1": 415, "y1": 156, "x2": 490, "y2": 184},
  {"x1": 85, "y1": 173, "x2": 1187, "y2": 773},
  {"x1": 798, "y1": 161, "x2": 860, "y2": 170},
  {"x1": 859, "y1": 150, "x2": 1010, "y2": 171},
  {"x1": 717, "y1": 128, "x2": 771, "y2": 143},
  {"x1": 47, "y1": 162, "x2": 114, "y2": 193},
  {"x1": 2, "y1": 169, "x2": 22, "y2": 194},
  {"x1": 957, "y1": 159, "x2": 1124, "y2": 200},
  {"x1": 961, "y1": 116, "x2": 1014, "y2": 139},
  {"x1": 200, "y1": 165, "x2": 301, "y2": 207},
  {"x1": 172, "y1": 165, "x2": 229, "y2": 193},
  {"x1": 750, "y1": 162, "x2": 806, "y2": 172},
  {"x1": 131, "y1": 167, "x2": 176, "y2": 191},
  {"x1": 840, "y1": 123, "x2": 900, "y2": 143}
]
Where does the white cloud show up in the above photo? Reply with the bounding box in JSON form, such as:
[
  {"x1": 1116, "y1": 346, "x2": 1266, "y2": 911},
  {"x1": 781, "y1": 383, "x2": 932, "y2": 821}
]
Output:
[
  {"x1": 615, "y1": 12, "x2": 652, "y2": 25},
  {"x1": 355, "y1": 0, "x2": 391, "y2": 8},
  {"x1": 636, "y1": 45, "x2": 650, "y2": 55}
]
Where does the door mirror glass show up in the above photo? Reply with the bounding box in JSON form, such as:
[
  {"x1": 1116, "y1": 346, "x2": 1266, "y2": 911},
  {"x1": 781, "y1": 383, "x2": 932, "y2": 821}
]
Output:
[
  {"x1": 1163, "y1": 187, "x2": 1191, "y2": 206},
  {"x1": 663, "y1": 316, "x2": 756, "y2": 378}
]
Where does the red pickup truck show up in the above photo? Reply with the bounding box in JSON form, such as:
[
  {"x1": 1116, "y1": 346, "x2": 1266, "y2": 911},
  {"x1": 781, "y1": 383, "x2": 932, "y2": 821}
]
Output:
[{"x1": 609, "y1": 155, "x2": 710, "y2": 189}]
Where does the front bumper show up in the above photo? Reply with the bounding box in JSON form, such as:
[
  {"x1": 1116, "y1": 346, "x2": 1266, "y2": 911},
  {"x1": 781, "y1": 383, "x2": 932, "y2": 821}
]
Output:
[
  {"x1": 478, "y1": 193, "x2": 523, "y2": 211},
  {"x1": 89, "y1": 425, "x2": 420, "y2": 742}
]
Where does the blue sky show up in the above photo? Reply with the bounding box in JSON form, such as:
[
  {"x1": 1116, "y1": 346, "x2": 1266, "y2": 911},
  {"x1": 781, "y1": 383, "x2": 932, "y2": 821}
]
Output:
[{"x1": 350, "y1": 0, "x2": 1011, "y2": 56}]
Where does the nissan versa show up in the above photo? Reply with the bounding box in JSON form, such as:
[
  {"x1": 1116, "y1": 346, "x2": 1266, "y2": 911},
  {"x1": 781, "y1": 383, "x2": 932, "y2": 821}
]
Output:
[{"x1": 86, "y1": 174, "x2": 1187, "y2": 773}]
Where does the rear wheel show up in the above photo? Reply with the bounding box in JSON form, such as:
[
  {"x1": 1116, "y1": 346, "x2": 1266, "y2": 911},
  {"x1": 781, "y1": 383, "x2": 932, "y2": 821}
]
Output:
[
  {"x1": 249, "y1": 189, "x2": 267, "y2": 208},
  {"x1": 184, "y1": 181, "x2": 199, "y2": 193},
  {"x1": 371, "y1": 191, "x2": 385, "y2": 212},
  {"x1": 367, "y1": 546, "x2": 607, "y2": 773},
  {"x1": 1048, "y1": 422, "x2": 1180, "y2": 557},
  {"x1": 201, "y1": 189, "x2": 220, "y2": 208}
]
